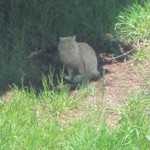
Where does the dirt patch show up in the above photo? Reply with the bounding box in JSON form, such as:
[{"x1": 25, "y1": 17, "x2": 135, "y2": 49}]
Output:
[{"x1": 59, "y1": 54, "x2": 150, "y2": 127}]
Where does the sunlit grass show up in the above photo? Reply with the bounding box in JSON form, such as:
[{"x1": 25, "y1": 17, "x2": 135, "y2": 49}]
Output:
[
  {"x1": 115, "y1": 1, "x2": 150, "y2": 41},
  {"x1": 0, "y1": 68, "x2": 150, "y2": 149},
  {"x1": 0, "y1": 72, "x2": 95, "y2": 149},
  {"x1": 134, "y1": 47, "x2": 150, "y2": 62}
]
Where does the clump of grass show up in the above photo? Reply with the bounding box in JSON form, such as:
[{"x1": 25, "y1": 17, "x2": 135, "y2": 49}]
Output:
[
  {"x1": 39, "y1": 67, "x2": 77, "y2": 114},
  {"x1": 0, "y1": 67, "x2": 96, "y2": 149},
  {"x1": 134, "y1": 47, "x2": 149, "y2": 62},
  {"x1": 0, "y1": 85, "x2": 63, "y2": 149},
  {"x1": 115, "y1": 1, "x2": 150, "y2": 41}
]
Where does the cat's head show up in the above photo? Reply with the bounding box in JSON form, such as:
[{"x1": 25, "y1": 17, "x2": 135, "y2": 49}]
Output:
[{"x1": 58, "y1": 36, "x2": 77, "y2": 52}]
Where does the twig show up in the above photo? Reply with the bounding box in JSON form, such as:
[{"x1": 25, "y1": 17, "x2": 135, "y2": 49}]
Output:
[{"x1": 107, "y1": 46, "x2": 140, "y2": 61}]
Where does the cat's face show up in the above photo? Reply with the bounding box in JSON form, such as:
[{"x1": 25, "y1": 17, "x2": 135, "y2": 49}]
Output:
[{"x1": 58, "y1": 36, "x2": 76, "y2": 51}]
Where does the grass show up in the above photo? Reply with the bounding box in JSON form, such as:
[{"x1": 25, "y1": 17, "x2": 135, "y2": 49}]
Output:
[
  {"x1": 115, "y1": 0, "x2": 150, "y2": 41},
  {"x1": 1, "y1": 62, "x2": 150, "y2": 149},
  {"x1": 1, "y1": 0, "x2": 150, "y2": 86},
  {"x1": 133, "y1": 44, "x2": 150, "y2": 62},
  {"x1": 0, "y1": 72, "x2": 96, "y2": 149},
  {"x1": 0, "y1": 75, "x2": 150, "y2": 149}
]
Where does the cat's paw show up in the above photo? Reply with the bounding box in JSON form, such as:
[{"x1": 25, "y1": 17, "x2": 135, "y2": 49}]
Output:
[{"x1": 73, "y1": 75, "x2": 83, "y2": 83}]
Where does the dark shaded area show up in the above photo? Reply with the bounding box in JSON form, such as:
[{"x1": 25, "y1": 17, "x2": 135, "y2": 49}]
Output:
[
  {"x1": 0, "y1": 0, "x2": 144, "y2": 96},
  {"x1": 1, "y1": 40, "x2": 132, "y2": 94}
]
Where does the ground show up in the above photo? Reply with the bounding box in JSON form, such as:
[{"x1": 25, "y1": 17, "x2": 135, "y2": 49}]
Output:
[
  {"x1": 1, "y1": 43, "x2": 150, "y2": 128},
  {"x1": 60, "y1": 47, "x2": 150, "y2": 127}
]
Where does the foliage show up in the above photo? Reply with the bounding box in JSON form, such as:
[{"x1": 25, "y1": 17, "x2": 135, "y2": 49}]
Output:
[
  {"x1": 0, "y1": 74, "x2": 150, "y2": 149},
  {"x1": 0, "y1": 0, "x2": 150, "y2": 86},
  {"x1": 115, "y1": 0, "x2": 150, "y2": 41}
]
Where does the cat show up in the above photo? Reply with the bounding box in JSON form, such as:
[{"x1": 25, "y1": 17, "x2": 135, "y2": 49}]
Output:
[{"x1": 58, "y1": 36, "x2": 100, "y2": 83}]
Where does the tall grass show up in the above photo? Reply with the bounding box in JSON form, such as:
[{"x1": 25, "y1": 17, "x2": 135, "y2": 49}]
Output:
[
  {"x1": 0, "y1": 0, "x2": 122, "y2": 87},
  {"x1": 0, "y1": 0, "x2": 121, "y2": 49},
  {"x1": 0, "y1": 0, "x2": 149, "y2": 87}
]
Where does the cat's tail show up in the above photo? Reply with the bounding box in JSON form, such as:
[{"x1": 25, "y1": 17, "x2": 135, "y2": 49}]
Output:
[
  {"x1": 90, "y1": 70, "x2": 100, "y2": 80},
  {"x1": 73, "y1": 70, "x2": 100, "y2": 83}
]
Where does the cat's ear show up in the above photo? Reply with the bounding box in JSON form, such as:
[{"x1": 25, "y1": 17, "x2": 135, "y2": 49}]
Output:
[{"x1": 72, "y1": 35, "x2": 76, "y2": 41}]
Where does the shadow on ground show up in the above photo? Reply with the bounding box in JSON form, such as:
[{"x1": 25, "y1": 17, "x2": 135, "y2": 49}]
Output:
[
  {"x1": 0, "y1": 39, "x2": 134, "y2": 97},
  {"x1": 0, "y1": 0, "x2": 140, "y2": 96}
]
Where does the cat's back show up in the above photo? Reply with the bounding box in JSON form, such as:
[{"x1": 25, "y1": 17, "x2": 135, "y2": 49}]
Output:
[
  {"x1": 77, "y1": 42, "x2": 99, "y2": 76},
  {"x1": 78, "y1": 42, "x2": 97, "y2": 58}
]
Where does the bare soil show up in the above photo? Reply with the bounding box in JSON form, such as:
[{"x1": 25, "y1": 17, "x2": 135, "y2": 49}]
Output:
[{"x1": 60, "y1": 55, "x2": 150, "y2": 127}]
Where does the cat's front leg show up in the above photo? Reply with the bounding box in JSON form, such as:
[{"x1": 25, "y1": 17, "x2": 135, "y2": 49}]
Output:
[
  {"x1": 68, "y1": 66, "x2": 74, "y2": 80},
  {"x1": 73, "y1": 64, "x2": 85, "y2": 83}
]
